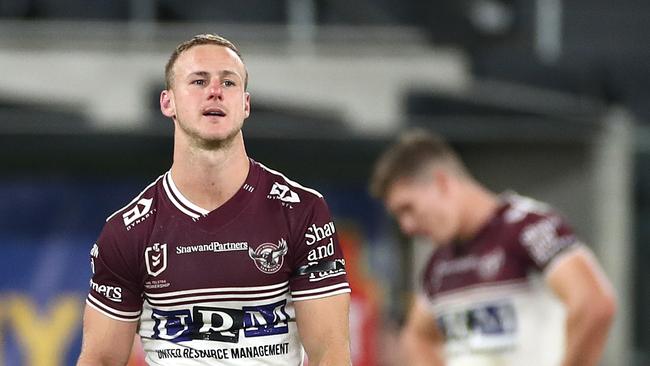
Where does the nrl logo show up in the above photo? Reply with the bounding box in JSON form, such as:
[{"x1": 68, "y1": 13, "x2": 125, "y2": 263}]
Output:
[
  {"x1": 145, "y1": 243, "x2": 168, "y2": 277},
  {"x1": 249, "y1": 239, "x2": 288, "y2": 274}
]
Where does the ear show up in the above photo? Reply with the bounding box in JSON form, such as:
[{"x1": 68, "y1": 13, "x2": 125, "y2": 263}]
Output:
[
  {"x1": 160, "y1": 89, "x2": 176, "y2": 119},
  {"x1": 433, "y1": 168, "x2": 453, "y2": 196},
  {"x1": 243, "y1": 92, "x2": 251, "y2": 119}
]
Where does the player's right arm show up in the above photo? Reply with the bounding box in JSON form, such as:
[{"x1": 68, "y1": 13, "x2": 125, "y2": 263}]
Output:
[
  {"x1": 78, "y1": 199, "x2": 149, "y2": 366},
  {"x1": 400, "y1": 296, "x2": 446, "y2": 366},
  {"x1": 77, "y1": 306, "x2": 137, "y2": 366}
]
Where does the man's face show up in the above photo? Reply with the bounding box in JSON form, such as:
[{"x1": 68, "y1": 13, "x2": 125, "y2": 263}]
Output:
[
  {"x1": 385, "y1": 171, "x2": 460, "y2": 245},
  {"x1": 161, "y1": 44, "x2": 250, "y2": 147}
]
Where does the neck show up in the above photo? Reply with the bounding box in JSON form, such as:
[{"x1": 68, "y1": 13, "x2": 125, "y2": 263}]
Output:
[
  {"x1": 456, "y1": 180, "x2": 500, "y2": 242},
  {"x1": 170, "y1": 132, "x2": 249, "y2": 212}
]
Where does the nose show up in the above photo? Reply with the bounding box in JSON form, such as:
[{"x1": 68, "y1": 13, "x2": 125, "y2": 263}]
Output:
[
  {"x1": 207, "y1": 81, "x2": 224, "y2": 101},
  {"x1": 399, "y1": 216, "x2": 417, "y2": 236}
]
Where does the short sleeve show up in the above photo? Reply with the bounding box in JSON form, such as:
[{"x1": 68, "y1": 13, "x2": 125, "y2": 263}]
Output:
[
  {"x1": 288, "y1": 197, "x2": 351, "y2": 301},
  {"x1": 86, "y1": 223, "x2": 144, "y2": 322},
  {"x1": 516, "y1": 212, "x2": 581, "y2": 272}
]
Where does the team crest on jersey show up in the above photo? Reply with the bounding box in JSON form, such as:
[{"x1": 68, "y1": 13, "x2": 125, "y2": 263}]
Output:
[
  {"x1": 145, "y1": 243, "x2": 168, "y2": 277},
  {"x1": 248, "y1": 239, "x2": 288, "y2": 274}
]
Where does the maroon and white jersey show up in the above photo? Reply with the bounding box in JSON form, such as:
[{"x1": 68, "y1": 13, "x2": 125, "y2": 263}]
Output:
[
  {"x1": 86, "y1": 159, "x2": 350, "y2": 365},
  {"x1": 419, "y1": 193, "x2": 583, "y2": 366}
]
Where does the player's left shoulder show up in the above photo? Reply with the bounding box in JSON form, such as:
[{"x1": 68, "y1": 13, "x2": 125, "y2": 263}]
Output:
[
  {"x1": 502, "y1": 193, "x2": 580, "y2": 267},
  {"x1": 500, "y1": 192, "x2": 553, "y2": 223},
  {"x1": 255, "y1": 160, "x2": 326, "y2": 210},
  {"x1": 500, "y1": 192, "x2": 573, "y2": 235}
]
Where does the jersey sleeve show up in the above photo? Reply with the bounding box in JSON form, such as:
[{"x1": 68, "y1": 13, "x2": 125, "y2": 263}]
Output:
[
  {"x1": 515, "y1": 211, "x2": 582, "y2": 272},
  {"x1": 288, "y1": 196, "x2": 351, "y2": 301},
  {"x1": 86, "y1": 222, "x2": 144, "y2": 322}
]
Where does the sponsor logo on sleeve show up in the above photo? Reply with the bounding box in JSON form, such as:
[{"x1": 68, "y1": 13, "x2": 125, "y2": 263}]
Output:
[
  {"x1": 90, "y1": 243, "x2": 99, "y2": 274},
  {"x1": 145, "y1": 243, "x2": 168, "y2": 277},
  {"x1": 248, "y1": 239, "x2": 288, "y2": 274},
  {"x1": 90, "y1": 243, "x2": 99, "y2": 258},
  {"x1": 89, "y1": 278, "x2": 123, "y2": 302},
  {"x1": 296, "y1": 259, "x2": 346, "y2": 282},
  {"x1": 123, "y1": 197, "x2": 155, "y2": 230},
  {"x1": 307, "y1": 238, "x2": 335, "y2": 261},
  {"x1": 304, "y1": 221, "x2": 336, "y2": 246},
  {"x1": 268, "y1": 182, "x2": 300, "y2": 204},
  {"x1": 521, "y1": 217, "x2": 575, "y2": 266}
]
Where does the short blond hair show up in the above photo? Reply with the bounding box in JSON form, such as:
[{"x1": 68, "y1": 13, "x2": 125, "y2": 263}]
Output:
[
  {"x1": 369, "y1": 129, "x2": 469, "y2": 199},
  {"x1": 165, "y1": 33, "x2": 248, "y2": 89}
]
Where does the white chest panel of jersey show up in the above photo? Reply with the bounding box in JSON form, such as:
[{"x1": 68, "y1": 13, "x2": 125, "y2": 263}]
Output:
[
  {"x1": 139, "y1": 286, "x2": 304, "y2": 366},
  {"x1": 427, "y1": 275, "x2": 566, "y2": 366}
]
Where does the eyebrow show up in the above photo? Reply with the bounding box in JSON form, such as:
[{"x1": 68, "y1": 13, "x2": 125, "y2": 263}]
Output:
[{"x1": 187, "y1": 70, "x2": 242, "y2": 80}]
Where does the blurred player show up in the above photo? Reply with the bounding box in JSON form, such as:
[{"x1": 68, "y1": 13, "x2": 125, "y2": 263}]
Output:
[
  {"x1": 370, "y1": 130, "x2": 616, "y2": 366},
  {"x1": 77, "y1": 34, "x2": 351, "y2": 365}
]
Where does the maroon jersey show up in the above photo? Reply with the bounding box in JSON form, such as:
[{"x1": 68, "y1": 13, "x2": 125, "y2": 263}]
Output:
[
  {"x1": 86, "y1": 159, "x2": 350, "y2": 365},
  {"x1": 420, "y1": 193, "x2": 582, "y2": 366}
]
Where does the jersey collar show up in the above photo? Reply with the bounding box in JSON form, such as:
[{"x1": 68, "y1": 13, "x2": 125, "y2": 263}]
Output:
[{"x1": 162, "y1": 171, "x2": 210, "y2": 220}]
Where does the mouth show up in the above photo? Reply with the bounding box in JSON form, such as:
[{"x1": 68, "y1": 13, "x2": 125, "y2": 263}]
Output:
[{"x1": 202, "y1": 107, "x2": 227, "y2": 118}]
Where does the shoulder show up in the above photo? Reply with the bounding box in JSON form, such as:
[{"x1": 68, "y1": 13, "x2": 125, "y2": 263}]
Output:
[
  {"x1": 501, "y1": 193, "x2": 554, "y2": 223},
  {"x1": 254, "y1": 160, "x2": 326, "y2": 209},
  {"x1": 102, "y1": 173, "x2": 165, "y2": 238},
  {"x1": 501, "y1": 193, "x2": 579, "y2": 267},
  {"x1": 499, "y1": 193, "x2": 572, "y2": 233}
]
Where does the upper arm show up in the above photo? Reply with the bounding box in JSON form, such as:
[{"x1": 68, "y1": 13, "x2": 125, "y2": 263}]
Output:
[
  {"x1": 294, "y1": 293, "x2": 351, "y2": 365},
  {"x1": 77, "y1": 305, "x2": 138, "y2": 366},
  {"x1": 545, "y1": 246, "x2": 616, "y2": 313}
]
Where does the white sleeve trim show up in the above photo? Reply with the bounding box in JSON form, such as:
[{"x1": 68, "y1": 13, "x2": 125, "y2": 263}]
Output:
[
  {"x1": 543, "y1": 242, "x2": 586, "y2": 278},
  {"x1": 291, "y1": 282, "x2": 350, "y2": 296},
  {"x1": 86, "y1": 299, "x2": 141, "y2": 322},
  {"x1": 292, "y1": 288, "x2": 351, "y2": 302}
]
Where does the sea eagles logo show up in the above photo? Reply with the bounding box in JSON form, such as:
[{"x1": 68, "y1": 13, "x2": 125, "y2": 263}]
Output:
[
  {"x1": 145, "y1": 243, "x2": 168, "y2": 277},
  {"x1": 249, "y1": 239, "x2": 288, "y2": 274}
]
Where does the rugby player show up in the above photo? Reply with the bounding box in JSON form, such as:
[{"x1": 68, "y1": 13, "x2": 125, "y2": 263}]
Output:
[
  {"x1": 370, "y1": 130, "x2": 616, "y2": 366},
  {"x1": 77, "y1": 34, "x2": 351, "y2": 366}
]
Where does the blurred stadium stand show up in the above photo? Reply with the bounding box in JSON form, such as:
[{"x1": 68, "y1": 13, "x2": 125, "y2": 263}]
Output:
[{"x1": 0, "y1": 0, "x2": 648, "y2": 365}]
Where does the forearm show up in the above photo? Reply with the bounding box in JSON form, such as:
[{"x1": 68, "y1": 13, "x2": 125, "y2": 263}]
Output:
[
  {"x1": 77, "y1": 355, "x2": 126, "y2": 366},
  {"x1": 561, "y1": 304, "x2": 615, "y2": 366},
  {"x1": 307, "y1": 340, "x2": 352, "y2": 366}
]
